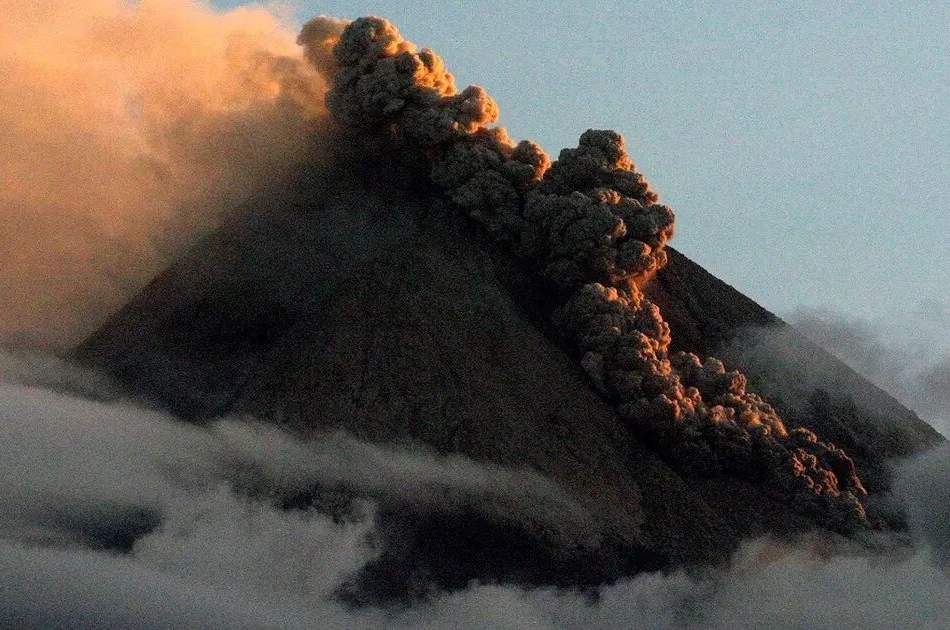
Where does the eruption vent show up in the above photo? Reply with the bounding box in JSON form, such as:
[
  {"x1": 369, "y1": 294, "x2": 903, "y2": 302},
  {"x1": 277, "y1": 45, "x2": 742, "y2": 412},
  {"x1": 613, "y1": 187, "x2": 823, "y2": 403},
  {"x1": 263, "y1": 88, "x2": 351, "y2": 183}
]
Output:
[{"x1": 299, "y1": 16, "x2": 867, "y2": 528}]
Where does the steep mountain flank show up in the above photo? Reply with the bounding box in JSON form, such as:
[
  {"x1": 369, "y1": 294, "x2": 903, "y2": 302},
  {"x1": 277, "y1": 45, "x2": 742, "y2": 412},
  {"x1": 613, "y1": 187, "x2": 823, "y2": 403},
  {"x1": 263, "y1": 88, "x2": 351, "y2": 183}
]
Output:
[{"x1": 73, "y1": 166, "x2": 940, "y2": 592}]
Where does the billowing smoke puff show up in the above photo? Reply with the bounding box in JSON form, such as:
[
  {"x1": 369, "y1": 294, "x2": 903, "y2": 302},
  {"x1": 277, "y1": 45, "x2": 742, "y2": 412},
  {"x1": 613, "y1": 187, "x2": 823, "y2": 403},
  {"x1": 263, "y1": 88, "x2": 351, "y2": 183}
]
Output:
[{"x1": 298, "y1": 16, "x2": 867, "y2": 528}]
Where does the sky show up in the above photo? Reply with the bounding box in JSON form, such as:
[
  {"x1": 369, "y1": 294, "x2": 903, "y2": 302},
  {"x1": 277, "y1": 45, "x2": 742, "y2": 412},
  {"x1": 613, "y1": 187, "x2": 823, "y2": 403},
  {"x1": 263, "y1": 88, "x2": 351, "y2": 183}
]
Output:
[{"x1": 213, "y1": 0, "x2": 949, "y2": 330}]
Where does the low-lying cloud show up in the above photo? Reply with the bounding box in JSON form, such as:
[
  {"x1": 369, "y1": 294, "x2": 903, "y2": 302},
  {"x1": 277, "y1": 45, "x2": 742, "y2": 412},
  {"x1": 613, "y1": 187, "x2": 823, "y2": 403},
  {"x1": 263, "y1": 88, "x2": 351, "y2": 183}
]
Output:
[
  {"x1": 1, "y1": 354, "x2": 949, "y2": 629},
  {"x1": 789, "y1": 306, "x2": 950, "y2": 436}
]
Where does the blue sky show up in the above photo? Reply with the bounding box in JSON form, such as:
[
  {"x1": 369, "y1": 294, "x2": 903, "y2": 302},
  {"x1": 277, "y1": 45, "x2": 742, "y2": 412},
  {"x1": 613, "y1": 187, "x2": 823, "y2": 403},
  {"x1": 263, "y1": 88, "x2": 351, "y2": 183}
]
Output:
[{"x1": 217, "y1": 1, "x2": 949, "y2": 327}]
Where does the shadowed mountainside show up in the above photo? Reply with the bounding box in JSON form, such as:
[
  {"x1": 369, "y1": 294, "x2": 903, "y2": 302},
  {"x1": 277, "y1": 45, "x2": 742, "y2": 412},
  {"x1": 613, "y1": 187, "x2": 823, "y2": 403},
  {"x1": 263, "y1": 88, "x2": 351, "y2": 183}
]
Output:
[{"x1": 73, "y1": 168, "x2": 942, "y2": 594}]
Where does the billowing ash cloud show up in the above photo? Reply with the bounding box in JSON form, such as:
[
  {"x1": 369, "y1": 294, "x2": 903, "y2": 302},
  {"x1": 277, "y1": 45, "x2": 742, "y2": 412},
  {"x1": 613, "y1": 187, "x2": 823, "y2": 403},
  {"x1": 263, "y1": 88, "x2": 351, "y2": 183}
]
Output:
[
  {"x1": 0, "y1": 0, "x2": 330, "y2": 351},
  {"x1": 2, "y1": 355, "x2": 950, "y2": 629},
  {"x1": 297, "y1": 16, "x2": 867, "y2": 528}
]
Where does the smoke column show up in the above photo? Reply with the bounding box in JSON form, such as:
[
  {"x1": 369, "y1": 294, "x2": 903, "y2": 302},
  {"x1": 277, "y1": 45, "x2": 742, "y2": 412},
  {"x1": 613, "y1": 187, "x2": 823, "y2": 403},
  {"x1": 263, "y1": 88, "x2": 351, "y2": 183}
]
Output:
[
  {"x1": 298, "y1": 16, "x2": 867, "y2": 529},
  {"x1": 0, "y1": 0, "x2": 327, "y2": 351},
  {"x1": 0, "y1": 2, "x2": 871, "y2": 526}
]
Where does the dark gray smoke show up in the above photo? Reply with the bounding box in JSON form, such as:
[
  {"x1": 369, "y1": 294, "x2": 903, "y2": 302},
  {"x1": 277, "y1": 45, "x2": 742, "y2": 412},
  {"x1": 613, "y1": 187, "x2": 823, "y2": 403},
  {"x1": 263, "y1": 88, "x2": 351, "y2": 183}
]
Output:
[{"x1": 297, "y1": 16, "x2": 868, "y2": 529}]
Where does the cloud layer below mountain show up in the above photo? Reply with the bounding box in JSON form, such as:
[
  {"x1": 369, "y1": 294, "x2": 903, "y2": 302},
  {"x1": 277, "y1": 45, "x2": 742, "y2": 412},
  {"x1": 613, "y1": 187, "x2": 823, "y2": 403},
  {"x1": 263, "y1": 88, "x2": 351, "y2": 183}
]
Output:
[{"x1": 1, "y1": 354, "x2": 948, "y2": 629}]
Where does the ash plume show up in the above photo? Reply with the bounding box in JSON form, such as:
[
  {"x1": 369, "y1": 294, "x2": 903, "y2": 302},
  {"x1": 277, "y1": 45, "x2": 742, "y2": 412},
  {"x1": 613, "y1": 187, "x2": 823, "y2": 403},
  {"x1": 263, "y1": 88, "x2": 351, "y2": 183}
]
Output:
[
  {"x1": 299, "y1": 16, "x2": 868, "y2": 528},
  {"x1": 0, "y1": 0, "x2": 329, "y2": 351}
]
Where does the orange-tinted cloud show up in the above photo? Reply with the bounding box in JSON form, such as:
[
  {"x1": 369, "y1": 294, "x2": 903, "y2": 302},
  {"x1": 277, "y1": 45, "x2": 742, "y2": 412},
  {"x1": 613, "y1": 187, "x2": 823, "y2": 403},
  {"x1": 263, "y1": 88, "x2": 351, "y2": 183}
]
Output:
[{"x1": 0, "y1": 0, "x2": 327, "y2": 349}]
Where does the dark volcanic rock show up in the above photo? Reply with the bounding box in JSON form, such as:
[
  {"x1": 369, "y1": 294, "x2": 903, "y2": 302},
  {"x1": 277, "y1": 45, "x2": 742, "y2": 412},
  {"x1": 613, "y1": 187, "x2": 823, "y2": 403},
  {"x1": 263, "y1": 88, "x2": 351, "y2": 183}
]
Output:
[{"x1": 73, "y1": 169, "x2": 942, "y2": 594}]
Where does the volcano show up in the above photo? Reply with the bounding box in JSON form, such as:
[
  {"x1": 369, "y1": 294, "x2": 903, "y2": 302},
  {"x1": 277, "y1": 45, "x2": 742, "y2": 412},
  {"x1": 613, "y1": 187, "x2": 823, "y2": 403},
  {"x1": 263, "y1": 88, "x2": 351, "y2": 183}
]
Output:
[
  {"x1": 73, "y1": 163, "x2": 941, "y2": 594},
  {"x1": 72, "y1": 15, "x2": 941, "y2": 598}
]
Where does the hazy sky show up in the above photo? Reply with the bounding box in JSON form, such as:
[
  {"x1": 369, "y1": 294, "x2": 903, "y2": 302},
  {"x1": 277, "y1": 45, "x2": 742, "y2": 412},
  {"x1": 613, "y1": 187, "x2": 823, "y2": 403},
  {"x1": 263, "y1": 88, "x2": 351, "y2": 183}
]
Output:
[{"x1": 216, "y1": 1, "x2": 949, "y2": 327}]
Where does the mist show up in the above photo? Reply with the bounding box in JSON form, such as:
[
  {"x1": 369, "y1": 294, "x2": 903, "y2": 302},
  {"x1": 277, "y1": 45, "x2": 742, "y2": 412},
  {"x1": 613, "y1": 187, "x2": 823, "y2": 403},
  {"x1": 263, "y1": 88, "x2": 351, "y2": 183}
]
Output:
[
  {"x1": 0, "y1": 0, "x2": 328, "y2": 350},
  {"x1": 1, "y1": 355, "x2": 949, "y2": 628},
  {"x1": 787, "y1": 306, "x2": 950, "y2": 437}
]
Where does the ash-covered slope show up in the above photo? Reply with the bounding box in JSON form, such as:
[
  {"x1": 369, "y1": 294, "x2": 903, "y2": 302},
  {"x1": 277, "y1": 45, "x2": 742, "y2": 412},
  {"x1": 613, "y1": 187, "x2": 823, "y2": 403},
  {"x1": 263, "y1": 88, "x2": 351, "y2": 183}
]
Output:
[
  {"x1": 76, "y1": 185, "x2": 941, "y2": 466},
  {"x1": 71, "y1": 170, "x2": 756, "y2": 583}
]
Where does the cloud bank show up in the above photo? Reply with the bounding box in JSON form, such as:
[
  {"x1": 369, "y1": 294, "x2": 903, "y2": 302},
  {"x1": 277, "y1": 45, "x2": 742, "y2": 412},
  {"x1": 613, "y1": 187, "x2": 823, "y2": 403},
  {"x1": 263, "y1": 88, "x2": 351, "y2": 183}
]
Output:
[{"x1": 1, "y1": 355, "x2": 948, "y2": 628}]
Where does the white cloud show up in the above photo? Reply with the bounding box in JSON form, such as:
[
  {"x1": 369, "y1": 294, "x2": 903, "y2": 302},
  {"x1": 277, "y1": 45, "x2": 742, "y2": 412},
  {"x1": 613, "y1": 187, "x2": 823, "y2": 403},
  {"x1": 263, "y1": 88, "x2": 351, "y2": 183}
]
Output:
[{"x1": 2, "y1": 353, "x2": 949, "y2": 629}]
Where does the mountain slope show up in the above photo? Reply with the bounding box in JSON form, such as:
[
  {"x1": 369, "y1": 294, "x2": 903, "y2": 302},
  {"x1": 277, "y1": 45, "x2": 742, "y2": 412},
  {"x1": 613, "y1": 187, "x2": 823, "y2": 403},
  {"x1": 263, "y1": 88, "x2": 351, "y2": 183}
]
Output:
[{"x1": 73, "y1": 168, "x2": 942, "y2": 591}]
